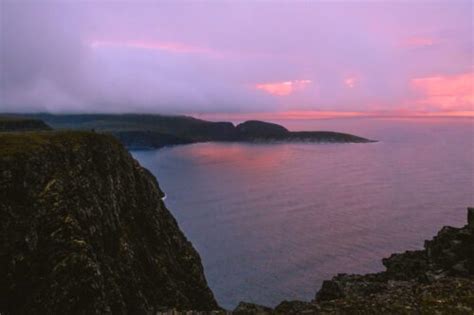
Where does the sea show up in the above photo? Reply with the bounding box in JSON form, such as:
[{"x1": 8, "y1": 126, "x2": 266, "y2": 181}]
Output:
[{"x1": 132, "y1": 117, "x2": 474, "y2": 309}]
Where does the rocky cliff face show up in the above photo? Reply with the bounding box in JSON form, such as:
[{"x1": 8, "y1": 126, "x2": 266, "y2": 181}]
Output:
[
  {"x1": 0, "y1": 132, "x2": 218, "y2": 314},
  {"x1": 0, "y1": 117, "x2": 52, "y2": 132}
]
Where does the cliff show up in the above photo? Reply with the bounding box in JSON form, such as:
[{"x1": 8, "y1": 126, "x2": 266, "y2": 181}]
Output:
[
  {"x1": 0, "y1": 132, "x2": 218, "y2": 314},
  {"x1": 0, "y1": 116, "x2": 52, "y2": 132},
  {"x1": 4, "y1": 114, "x2": 374, "y2": 148},
  {"x1": 234, "y1": 121, "x2": 371, "y2": 143},
  {"x1": 236, "y1": 120, "x2": 289, "y2": 138}
]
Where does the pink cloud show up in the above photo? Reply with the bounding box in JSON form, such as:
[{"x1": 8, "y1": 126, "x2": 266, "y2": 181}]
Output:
[
  {"x1": 401, "y1": 36, "x2": 436, "y2": 48},
  {"x1": 410, "y1": 72, "x2": 474, "y2": 111},
  {"x1": 192, "y1": 109, "x2": 474, "y2": 122},
  {"x1": 344, "y1": 77, "x2": 357, "y2": 88},
  {"x1": 255, "y1": 80, "x2": 311, "y2": 96}
]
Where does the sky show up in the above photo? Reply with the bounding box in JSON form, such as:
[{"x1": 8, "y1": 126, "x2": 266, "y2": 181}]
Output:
[{"x1": 0, "y1": 0, "x2": 473, "y2": 119}]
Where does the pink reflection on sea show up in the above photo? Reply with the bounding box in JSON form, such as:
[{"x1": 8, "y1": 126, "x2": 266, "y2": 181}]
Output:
[{"x1": 133, "y1": 118, "x2": 474, "y2": 309}]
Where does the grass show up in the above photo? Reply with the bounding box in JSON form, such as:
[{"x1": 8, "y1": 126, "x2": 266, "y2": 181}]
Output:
[
  {"x1": 0, "y1": 115, "x2": 32, "y2": 122},
  {"x1": 0, "y1": 131, "x2": 121, "y2": 157}
]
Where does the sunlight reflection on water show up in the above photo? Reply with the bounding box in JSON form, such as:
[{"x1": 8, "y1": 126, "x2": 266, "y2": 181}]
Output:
[{"x1": 133, "y1": 118, "x2": 474, "y2": 309}]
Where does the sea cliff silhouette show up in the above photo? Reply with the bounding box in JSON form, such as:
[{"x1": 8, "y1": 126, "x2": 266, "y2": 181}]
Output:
[{"x1": 1, "y1": 114, "x2": 375, "y2": 149}]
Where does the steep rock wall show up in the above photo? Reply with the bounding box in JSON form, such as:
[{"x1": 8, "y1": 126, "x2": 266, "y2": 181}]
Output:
[{"x1": 0, "y1": 132, "x2": 218, "y2": 314}]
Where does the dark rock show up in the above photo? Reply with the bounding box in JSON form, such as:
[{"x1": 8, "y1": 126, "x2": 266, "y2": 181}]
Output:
[
  {"x1": 424, "y1": 223, "x2": 474, "y2": 276},
  {"x1": 315, "y1": 279, "x2": 345, "y2": 301},
  {"x1": 274, "y1": 300, "x2": 319, "y2": 314},
  {"x1": 0, "y1": 116, "x2": 52, "y2": 132},
  {"x1": 233, "y1": 302, "x2": 273, "y2": 315},
  {"x1": 236, "y1": 120, "x2": 289, "y2": 138},
  {"x1": 287, "y1": 131, "x2": 375, "y2": 143},
  {"x1": 313, "y1": 277, "x2": 474, "y2": 314},
  {"x1": 6, "y1": 113, "x2": 374, "y2": 147},
  {"x1": 382, "y1": 250, "x2": 428, "y2": 280},
  {"x1": 308, "y1": 207, "x2": 474, "y2": 314},
  {"x1": 0, "y1": 131, "x2": 218, "y2": 314},
  {"x1": 315, "y1": 273, "x2": 387, "y2": 302},
  {"x1": 468, "y1": 207, "x2": 474, "y2": 227}
]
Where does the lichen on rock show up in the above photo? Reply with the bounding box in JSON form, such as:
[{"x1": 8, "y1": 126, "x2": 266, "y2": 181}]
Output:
[{"x1": 0, "y1": 131, "x2": 218, "y2": 314}]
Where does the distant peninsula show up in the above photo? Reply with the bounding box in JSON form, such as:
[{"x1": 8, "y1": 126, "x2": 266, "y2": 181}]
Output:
[{"x1": 0, "y1": 114, "x2": 375, "y2": 149}]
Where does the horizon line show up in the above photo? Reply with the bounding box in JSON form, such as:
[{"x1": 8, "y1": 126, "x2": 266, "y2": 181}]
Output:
[{"x1": 1, "y1": 110, "x2": 473, "y2": 121}]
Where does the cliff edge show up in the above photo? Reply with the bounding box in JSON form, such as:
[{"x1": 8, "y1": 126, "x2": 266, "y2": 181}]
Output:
[
  {"x1": 0, "y1": 116, "x2": 52, "y2": 132},
  {"x1": 0, "y1": 131, "x2": 218, "y2": 314}
]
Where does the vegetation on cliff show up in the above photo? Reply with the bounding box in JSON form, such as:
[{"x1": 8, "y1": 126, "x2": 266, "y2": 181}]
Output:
[
  {"x1": 235, "y1": 120, "x2": 371, "y2": 143},
  {"x1": 3, "y1": 113, "x2": 374, "y2": 148},
  {"x1": 0, "y1": 116, "x2": 52, "y2": 132},
  {"x1": 0, "y1": 131, "x2": 218, "y2": 314}
]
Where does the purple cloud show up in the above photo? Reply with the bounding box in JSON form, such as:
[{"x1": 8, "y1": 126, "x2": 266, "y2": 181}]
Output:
[{"x1": 1, "y1": 1, "x2": 472, "y2": 116}]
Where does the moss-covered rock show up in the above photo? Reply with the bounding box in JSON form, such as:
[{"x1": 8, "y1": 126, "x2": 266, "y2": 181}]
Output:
[
  {"x1": 0, "y1": 131, "x2": 218, "y2": 314},
  {"x1": 236, "y1": 120, "x2": 289, "y2": 138},
  {"x1": 0, "y1": 116, "x2": 52, "y2": 132}
]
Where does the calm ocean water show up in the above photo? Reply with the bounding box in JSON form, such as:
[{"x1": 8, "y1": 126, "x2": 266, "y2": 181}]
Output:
[{"x1": 132, "y1": 118, "x2": 474, "y2": 309}]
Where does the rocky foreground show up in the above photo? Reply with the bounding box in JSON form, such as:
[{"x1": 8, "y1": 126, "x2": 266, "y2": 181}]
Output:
[
  {"x1": 0, "y1": 131, "x2": 472, "y2": 314},
  {"x1": 0, "y1": 132, "x2": 218, "y2": 314},
  {"x1": 266, "y1": 207, "x2": 474, "y2": 314}
]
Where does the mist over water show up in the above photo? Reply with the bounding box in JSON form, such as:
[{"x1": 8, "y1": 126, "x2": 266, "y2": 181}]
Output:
[{"x1": 132, "y1": 118, "x2": 474, "y2": 309}]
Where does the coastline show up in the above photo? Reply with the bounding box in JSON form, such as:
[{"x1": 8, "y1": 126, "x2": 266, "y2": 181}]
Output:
[{"x1": 1, "y1": 130, "x2": 472, "y2": 314}]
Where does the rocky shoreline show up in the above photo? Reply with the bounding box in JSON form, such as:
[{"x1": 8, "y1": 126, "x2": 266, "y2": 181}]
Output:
[
  {"x1": 1, "y1": 131, "x2": 471, "y2": 314},
  {"x1": 157, "y1": 207, "x2": 474, "y2": 314}
]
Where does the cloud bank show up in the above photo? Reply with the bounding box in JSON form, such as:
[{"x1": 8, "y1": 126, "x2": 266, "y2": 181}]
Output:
[{"x1": 0, "y1": 1, "x2": 472, "y2": 116}]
